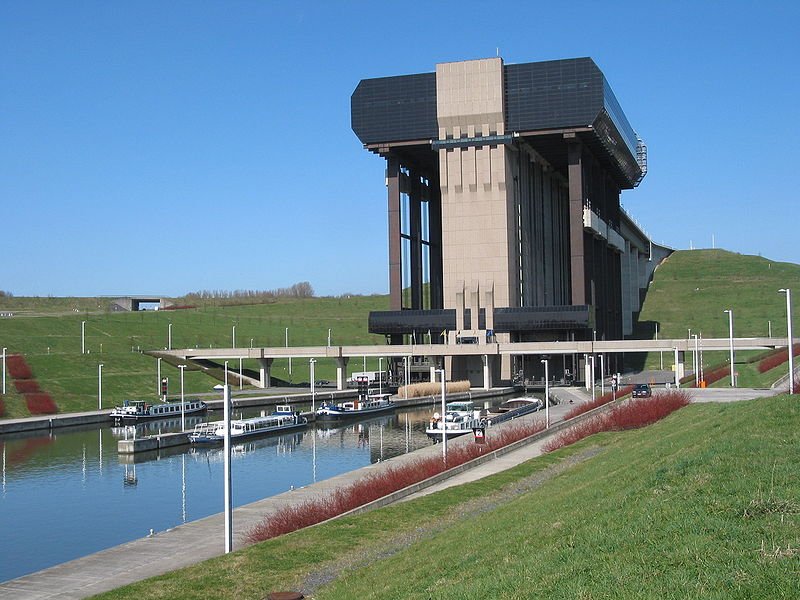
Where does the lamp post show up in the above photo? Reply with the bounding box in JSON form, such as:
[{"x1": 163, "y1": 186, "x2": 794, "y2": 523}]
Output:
[
  {"x1": 779, "y1": 288, "x2": 794, "y2": 394},
  {"x1": 168, "y1": 323, "x2": 172, "y2": 350},
  {"x1": 310, "y1": 359, "x2": 316, "y2": 413},
  {"x1": 81, "y1": 321, "x2": 86, "y2": 354},
  {"x1": 692, "y1": 334, "x2": 699, "y2": 386},
  {"x1": 285, "y1": 327, "x2": 291, "y2": 376},
  {"x1": 436, "y1": 368, "x2": 447, "y2": 462},
  {"x1": 2, "y1": 347, "x2": 6, "y2": 395},
  {"x1": 232, "y1": 325, "x2": 236, "y2": 349},
  {"x1": 157, "y1": 357, "x2": 162, "y2": 397},
  {"x1": 327, "y1": 328, "x2": 331, "y2": 347},
  {"x1": 541, "y1": 359, "x2": 549, "y2": 428},
  {"x1": 589, "y1": 355, "x2": 595, "y2": 400},
  {"x1": 724, "y1": 309, "x2": 735, "y2": 387},
  {"x1": 378, "y1": 357, "x2": 383, "y2": 396},
  {"x1": 599, "y1": 354, "x2": 605, "y2": 397},
  {"x1": 178, "y1": 364, "x2": 186, "y2": 431},
  {"x1": 98, "y1": 363, "x2": 104, "y2": 410},
  {"x1": 222, "y1": 378, "x2": 232, "y2": 553}
]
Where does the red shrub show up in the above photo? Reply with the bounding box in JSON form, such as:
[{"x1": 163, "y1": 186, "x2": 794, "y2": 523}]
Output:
[
  {"x1": 6, "y1": 354, "x2": 32, "y2": 379},
  {"x1": 14, "y1": 380, "x2": 40, "y2": 393},
  {"x1": 792, "y1": 375, "x2": 800, "y2": 395},
  {"x1": 0, "y1": 398, "x2": 5, "y2": 418},
  {"x1": 544, "y1": 391, "x2": 691, "y2": 452},
  {"x1": 564, "y1": 385, "x2": 635, "y2": 420},
  {"x1": 758, "y1": 344, "x2": 800, "y2": 373},
  {"x1": 25, "y1": 393, "x2": 58, "y2": 415},
  {"x1": 246, "y1": 420, "x2": 546, "y2": 543}
]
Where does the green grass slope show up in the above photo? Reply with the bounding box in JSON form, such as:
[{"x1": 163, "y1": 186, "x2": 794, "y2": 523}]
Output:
[
  {"x1": 0, "y1": 295, "x2": 387, "y2": 415},
  {"x1": 92, "y1": 395, "x2": 800, "y2": 600},
  {"x1": 634, "y1": 249, "x2": 800, "y2": 379}
]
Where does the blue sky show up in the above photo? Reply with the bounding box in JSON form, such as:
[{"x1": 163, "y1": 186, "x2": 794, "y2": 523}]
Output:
[{"x1": 2, "y1": 1, "x2": 798, "y2": 297}]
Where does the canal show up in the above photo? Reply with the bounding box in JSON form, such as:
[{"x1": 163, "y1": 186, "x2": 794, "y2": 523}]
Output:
[{"x1": 0, "y1": 401, "x2": 492, "y2": 583}]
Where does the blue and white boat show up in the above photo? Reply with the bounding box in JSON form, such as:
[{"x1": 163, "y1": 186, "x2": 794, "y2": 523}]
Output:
[
  {"x1": 425, "y1": 400, "x2": 483, "y2": 442},
  {"x1": 315, "y1": 393, "x2": 394, "y2": 421},
  {"x1": 110, "y1": 399, "x2": 207, "y2": 425},
  {"x1": 188, "y1": 410, "x2": 307, "y2": 444}
]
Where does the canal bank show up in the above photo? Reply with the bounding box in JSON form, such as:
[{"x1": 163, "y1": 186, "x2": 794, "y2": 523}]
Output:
[{"x1": 0, "y1": 387, "x2": 587, "y2": 600}]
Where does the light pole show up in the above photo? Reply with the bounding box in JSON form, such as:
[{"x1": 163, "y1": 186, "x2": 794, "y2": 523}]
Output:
[
  {"x1": 589, "y1": 355, "x2": 595, "y2": 400},
  {"x1": 724, "y1": 309, "x2": 735, "y2": 387},
  {"x1": 692, "y1": 334, "x2": 699, "y2": 386},
  {"x1": 285, "y1": 327, "x2": 291, "y2": 376},
  {"x1": 2, "y1": 347, "x2": 6, "y2": 395},
  {"x1": 250, "y1": 338, "x2": 253, "y2": 349},
  {"x1": 157, "y1": 357, "x2": 162, "y2": 397},
  {"x1": 327, "y1": 328, "x2": 331, "y2": 347},
  {"x1": 224, "y1": 360, "x2": 229, "y2": 389},
  {"x1": 222, "y1": 380, "x2": 232, "y2": 553},
  {"x1": 168, "y1": 323, "x2": 172, "y2": 350},
  {"x1": 310, "y1": 359, "x2": 316, "y2": 413},
  {"x1": 436, "y1": 368, "x2": 447, "y2": 462},
  {"x1": 81, "y1": 321, "x2": 86, "y2": 354},
  {"x1": 179, "y1": 364, "x2": 186, "y2": 431},
  {"x1": 232, "y1": 325, "x2": 236, "y2": 348},
  {"x1": 541, "y1": 359, "x2": 549, "y2": 428},
  {"x1": 378, "y1": 357, "x2": 383, "y2": 396},
  {"x1": 599, "y1": 354, "x2": 605, "y2": 397},
  {"x1": 780, "y1": 288, "x2": 794, "y2": 394},
  {"x1": 98, "y1": 363, "x2": 104, "y2": 410}
]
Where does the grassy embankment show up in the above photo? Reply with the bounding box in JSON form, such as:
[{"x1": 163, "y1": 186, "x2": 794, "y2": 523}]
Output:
[
  {"x1": 0, "y1": 295, "x2": 386, "y2": 417},
  {"x1": 92, "y1": 394, "x2": 800, "y2": 599},
  {"x1": 635, "y1": 249, "x2": 800, "y2": 387}
]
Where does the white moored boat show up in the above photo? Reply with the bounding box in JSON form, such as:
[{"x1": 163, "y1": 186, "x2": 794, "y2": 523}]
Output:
[
  {"x1": 315, "y1": 393, "x2": 394, "y2": 421},
  {"x1": 425, "y1": 400, "x2": 483, "y2": 442},
  {"x1": 188, "y1": 408, "x2": 307, "y2": 444},
  {"x1": 110, "y1": 399, "x2": 207, "y2": 425}
]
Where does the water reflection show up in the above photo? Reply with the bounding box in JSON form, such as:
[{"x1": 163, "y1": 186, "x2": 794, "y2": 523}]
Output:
[{"x1": 0, "y1": 406, "x2": 435, "y2": 584}]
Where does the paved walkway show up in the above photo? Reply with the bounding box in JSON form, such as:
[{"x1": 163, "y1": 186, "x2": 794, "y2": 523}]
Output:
[{"x1": 0, "y1": 385, "x2": 784, "y2": 599}]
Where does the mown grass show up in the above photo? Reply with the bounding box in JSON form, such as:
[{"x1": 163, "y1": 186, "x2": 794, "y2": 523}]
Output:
[
  {"x1": 0, "y1": 296, "x2": 387, "y2": 415},
  {"x1": 635, "y1": 249, "x2": 800, "y2": 380},
  {"x1": 92, "y1": 395, "x2": 800, "y2": 600}
]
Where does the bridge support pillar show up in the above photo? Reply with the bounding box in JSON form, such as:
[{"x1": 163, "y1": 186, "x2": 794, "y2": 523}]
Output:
[
  {"x1": 336, "y1": 357, "x2": 349, "y2": 391},
  {"x1": 258, "y1": 358, "x2": 273, "y2": 389},
  {"x1": 483, "y1": 354, "x2": 494, "y2": 390}
]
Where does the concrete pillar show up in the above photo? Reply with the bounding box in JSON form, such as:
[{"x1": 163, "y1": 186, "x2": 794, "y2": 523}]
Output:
[
  {"x1": 451, "y1": 280, "x2": 465, "y2": 344},
  {"x1": 258, "y1": 358, "x2": 273, "y2": 389},
  {"x1": 483, "y1": 355, "x2": 493, "y2": 390},
  {"x1": 567, "y1": 139, "x2": 586, "y2": 306},
  {"x1": 336, "y1": 357, "x2": 349, "y2": 391},
  {"x1": 469, "y1": 280, "x2": 480, "y2": 333},
  {"x1": 387, "y1": 156, "x2": 402, "y2": 310}
]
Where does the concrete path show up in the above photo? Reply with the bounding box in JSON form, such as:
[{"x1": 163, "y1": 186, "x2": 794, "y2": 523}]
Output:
[{"x1": 0, "y1": 385, "x2": 782, "y2": 599}]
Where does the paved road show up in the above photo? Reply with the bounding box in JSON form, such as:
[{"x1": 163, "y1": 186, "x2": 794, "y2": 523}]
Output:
[{"x1": 0, "y1": 385, "x2": 784, "y2": 599}]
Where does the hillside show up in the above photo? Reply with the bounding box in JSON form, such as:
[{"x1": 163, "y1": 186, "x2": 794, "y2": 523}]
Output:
[{"x1": 0, "y1": 295, "x2": 388, "y2": 416}]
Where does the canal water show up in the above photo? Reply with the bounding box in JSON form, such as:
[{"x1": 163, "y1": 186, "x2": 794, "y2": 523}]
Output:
[{"x1": 0, "y1": 403, "x2": 470, "y2": 583}]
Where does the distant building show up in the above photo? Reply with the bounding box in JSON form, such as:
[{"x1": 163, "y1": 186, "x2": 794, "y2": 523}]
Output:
[{"x1": 351, "y1": 57, "x2": 667, "y2": 383}]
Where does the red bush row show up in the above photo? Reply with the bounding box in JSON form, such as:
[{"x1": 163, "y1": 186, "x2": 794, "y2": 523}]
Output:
[
  {"x1": 25, "y1": 393, "x2": 58, "y2": 415},
  {"x1": 6, "y1": 354, "x2": 32, "y2": 379},
  {"x1": 563, "y1": 385, "x2": 635, "y2": 420},
  {"x1": 757, "y1": 344, "x2": 800, "y2": 373},
  {"x1": 161, "y1": 305, "x2": 197, "y2": 311},
  {"x1": 543, "y1": 391, "x2": 691, "y2": 452},
  {"x1": 14, "y1": 380, "x2": 40, "y2": 393},
  {"x1": 0, "y1": 398, "x2": 5, "y2": 418},
  {"x1": 246, "y1": 420, "x2": 546, "y2": 543}
]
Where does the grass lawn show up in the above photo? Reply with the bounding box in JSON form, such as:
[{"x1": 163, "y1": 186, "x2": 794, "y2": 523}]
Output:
[{"x1": 92, "y1": 394, "x2": 800, "y2": 600}]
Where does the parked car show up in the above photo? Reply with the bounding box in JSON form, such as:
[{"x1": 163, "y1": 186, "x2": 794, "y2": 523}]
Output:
[{"x1": 632, "y1": 383, "x2": 652, "y2": 398}]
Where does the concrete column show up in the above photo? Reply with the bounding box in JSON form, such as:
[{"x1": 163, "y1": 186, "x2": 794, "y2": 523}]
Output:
[
  {"x1": 483, "y1": 355, "x2": 493, "y2": 390},
  {"x1": 336, "y1": 357, "x2": 349, "y2": 391},
  {"x1": 430, "y1": 365, "x2": 437, "y2": 382},
  {"x1": 258, "y1": 358, "x2": 273, "y2": 389},
  {"x1": 567, "y1": 139, "x2": 586, "y2": 306},
  {"x1": 469, "y1": 280, "x2": 480, "y2": 333},
  {"x1": 387, "y1": 156, "x2": 402, "y2": 310}
]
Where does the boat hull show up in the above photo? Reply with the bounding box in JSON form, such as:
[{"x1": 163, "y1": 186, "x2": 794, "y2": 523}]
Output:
[
  {"x1": 315, "y1": 403, "x2": 395, "y2": 421},
  {"x1": 111, "y1": 403, "x2": 207, "y2": 424},
  {"x1": 189, "y1": 418, "x2": 307, "y2": 445}
]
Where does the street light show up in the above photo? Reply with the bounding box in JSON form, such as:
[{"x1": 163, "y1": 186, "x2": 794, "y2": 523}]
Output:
[
  {"x1": 436, "y1": 368, "x2": 447, "y2": 462},
  {"x1": 378, "y1": 357, "x2": 383, "y2": 396},
  {"x1": 541, "y1": 359, "x2": 549, "y2": 429},
  {"x1": 178, "y1": 364, "x2": 187, "y2": 431},
  {"x1": 81, "y1": 321, "x2": 86, "y2": 354},
  {"x1": 599, "y1": 354, "x2": 605, "y2": 397},
  {"x1": 724, "y1": 309, "x2": 735, "y2": 387},
  {"x1": 692, "y1": 334, "x2": 699, "y2": 386},
  {"x1": 327, "y1": 328, "x2": 331, "y2": 347},
  {"x1": 168, "y1": 323, "x2": 172, "y2": 350},
  {"x1": 589, "y1": 355, "x2": 595, "y2": 400},
  {"x1": 2, "y1": 347, "x2": 7, "y2": 395},
  {"x1": 157, "y1": 357, "x2": 162, "y2": 397},
  {"x1": 285, "y1": 327, "x2": 291, "y2": 376},
  {"x1": 232, "y1": 325, "x2": 236, "y2": 348},
  {"x1": 310, "y1": 358, "x2": 316, "y2": 413},
  {"x1": 780, "y1": 288, "x2": 794, "y2": 394},
  {"x1": 98, "y1": 363, "x2": 104, "y2": 410}
]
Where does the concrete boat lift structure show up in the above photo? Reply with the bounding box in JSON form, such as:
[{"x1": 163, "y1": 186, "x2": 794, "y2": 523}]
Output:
[{"x1": 152, "y1": 337, "x2": 790, "y2": 391}]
